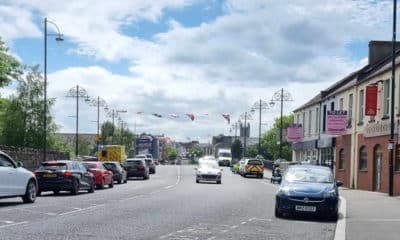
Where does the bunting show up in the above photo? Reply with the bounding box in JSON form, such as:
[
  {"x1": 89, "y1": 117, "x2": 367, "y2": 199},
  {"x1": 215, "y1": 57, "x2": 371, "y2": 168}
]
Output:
[
  {"x1": 186, "y1": 114, "x2": 195, "y2": 121},
  {"x1": 222, "y1": 113, "x2": 230, "y2": 124},
  {"x1": 152, "y1": 113, "x2": 162, "y2": 118}
]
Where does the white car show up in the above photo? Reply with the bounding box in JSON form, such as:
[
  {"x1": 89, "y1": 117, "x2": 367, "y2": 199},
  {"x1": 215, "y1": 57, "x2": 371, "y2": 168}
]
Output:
[
  {"x1": 0, "y1": 151, "x2": 38, "y2": 203},
  {"x1": 195, "y1": 160, "x2": 222, "y2": 184}
]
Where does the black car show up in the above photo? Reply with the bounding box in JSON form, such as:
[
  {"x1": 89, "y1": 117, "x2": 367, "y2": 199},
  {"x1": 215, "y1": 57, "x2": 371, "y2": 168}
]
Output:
[
  {"x1": 35, "y1": 160, "x2": 95, "y2": 195},
  {"x1": 124, "y1": 159, "x2": 150, "y2": 180},
  {"x1": 275, "y1": 164, "x2": 342, "y2": 220},
  {"x1": 103, "y1": 161, "x2": 128, "y2": 184},
  {"x1": 144, "y1": 158, "x2": 156, "y2": 174}
]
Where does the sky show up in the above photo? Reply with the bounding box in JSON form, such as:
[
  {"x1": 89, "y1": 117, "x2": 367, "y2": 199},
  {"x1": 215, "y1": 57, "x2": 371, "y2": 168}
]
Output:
[{"x1": 0, "y1": 0, "x2": 396, "y2": 143}]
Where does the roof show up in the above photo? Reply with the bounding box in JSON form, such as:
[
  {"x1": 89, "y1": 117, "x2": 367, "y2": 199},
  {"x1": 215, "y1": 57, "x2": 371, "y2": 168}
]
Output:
[{"x1": 293, "y1": 93, "x2": 321, "y2": 113}]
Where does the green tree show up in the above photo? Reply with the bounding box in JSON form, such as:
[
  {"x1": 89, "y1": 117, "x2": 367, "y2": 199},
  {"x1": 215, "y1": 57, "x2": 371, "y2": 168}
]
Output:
[
  {"x1": 100, "y1": 121, "x2": 135, "y2": 157},
  {"x1": 0, "y1": 37, "x2": 21, "y2": 88},
  {"x1": 0, "y1": 66, "x2": 58, "y2": 149},
  {"x1": 261, "y1": 114, "x2": 294, "y2": 161},
  {"x1": 246, "y1": 145, "x2": 258, "y2": 158},
  {"x1": 166, "y1": 146, "x2": 178, "y2": 160},
  {"x1": 231, "y1": 139, "x2": 243, "y2": 160},
  {"x1": 187, "y1": 146, "x2": 204, "y2": 158}
]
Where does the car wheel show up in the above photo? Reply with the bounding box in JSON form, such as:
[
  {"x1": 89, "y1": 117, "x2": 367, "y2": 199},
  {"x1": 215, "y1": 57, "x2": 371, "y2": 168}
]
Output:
[
  {"x1": 53, "y1": 190, "x2": 60, "y2": 195},
  {"x1": 22, "y1": 179, "x2": 37, "y2": 203},
  {"x1": 124, "y1": 177, "x2": 128, "y2": 184},
  {"x1": 70, "y1": 179, "x2": 80, "y2": 195},
  {"x1": 260, "y1": 174, "x2": 264, "y2": 179},
  {"x1": 328, "y1": 211, "x2": 339, "y2": 221},
  {"x1": 275, "y1": 206, "x2": 282, "y2": 218},
  {"x1": 196, "y1": 179, "x2": 200, "y2": 183},
  {"x1": 109, "y1": 179, "x2": 114, "y2": 188},
  {"x1": 88, "y1": 180, "x2": 95, "y2": 193},
  {"x1": 117, "y1": 179, "x2": 122, "y2": 184},
  {"x1": 217, "y1": 180, "x2": 221, "y2": 184},
  {"x1": 98, "y1": 178, "x2": 105, "y2": 189},
  {"x1": 37, "y1": 190, "x2": 42, "y2": 196}
]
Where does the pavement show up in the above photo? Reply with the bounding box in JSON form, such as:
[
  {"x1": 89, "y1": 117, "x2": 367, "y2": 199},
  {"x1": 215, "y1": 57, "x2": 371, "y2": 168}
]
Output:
[{"x1": 0, "y1": 165, "x2": 336, "y2": 240}]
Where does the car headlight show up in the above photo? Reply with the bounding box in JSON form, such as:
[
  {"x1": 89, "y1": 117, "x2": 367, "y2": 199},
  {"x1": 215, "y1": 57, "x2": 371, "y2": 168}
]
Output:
[
  {"x1": 323, "y1": 189, "x2": 337, "y2": 198},
  {"x1": 277, "y1": 187, "x2": 290, "y2": 196}
]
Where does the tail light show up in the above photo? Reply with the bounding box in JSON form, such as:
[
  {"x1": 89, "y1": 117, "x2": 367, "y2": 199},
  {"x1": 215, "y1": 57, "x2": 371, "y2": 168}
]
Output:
[
  {"x1": 34, "y1": 171, "x2": 41, "y2": 176},
  {"x1": 64, "y1": 171, "x2": 73, "y2": 177},
  {"x1": 137, "y1": 166, "x2": 145, "y2": 170}
]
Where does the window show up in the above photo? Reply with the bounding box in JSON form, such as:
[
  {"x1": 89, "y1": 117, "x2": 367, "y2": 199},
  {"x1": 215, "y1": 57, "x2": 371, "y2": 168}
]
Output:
[
  {"x1": 383, "y1": 80, "x2": 390, "y2": 117},
  {"x1": 331, "y1": 102, "x2": 335, "y2": 111},
  {"x1": 338, "y1": 149, "x2": 345, "y2": 170},
  {"x1": 339, "y1": 98, "x2": 344, "y2": 110},
  {"x1": 315, "y1": 107, "x2": 319, "y2": 134},
  {"x1": 308, "y1": 110, "x2": 312, "y2": 136},
  {"x1": 348, "y1": 93, "x2": 353, "y2": 121},
  {"x1": 323, "y1": 105, "x2": 327, "y2": 132},
  {"x1": 303, "y1": 112, "x2": 306, "y2": 135},
  {"x1": 296, "y1": 114, "x2": 300, "y2": 124},
  {"x1": 396, "y1": 145, "x2": 400, "y2": 171},
  {"x1": 0, "y1": 155, "x2": 14, "y2": 167},
  {"x1": 359, "y1": 90, "x2": 364, "y2": 123},
  {"x1": 359, "y1": 146, "x2": 368, "y2": 170}
]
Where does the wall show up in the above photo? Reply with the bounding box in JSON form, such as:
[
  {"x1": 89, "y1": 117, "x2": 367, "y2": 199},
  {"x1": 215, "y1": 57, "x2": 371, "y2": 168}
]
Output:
[
  {"x1": 335, "y1": 134, "x2": 352, "y2": 188},
  {"x1": 0, "y1": 145, "x2": 70, "y2": 171}
]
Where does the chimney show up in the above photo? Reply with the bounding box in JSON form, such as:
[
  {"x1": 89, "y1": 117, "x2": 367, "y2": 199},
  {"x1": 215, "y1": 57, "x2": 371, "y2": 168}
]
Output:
[{"x1": 368, "y1": 41, "x2": 400, "y2": 65}]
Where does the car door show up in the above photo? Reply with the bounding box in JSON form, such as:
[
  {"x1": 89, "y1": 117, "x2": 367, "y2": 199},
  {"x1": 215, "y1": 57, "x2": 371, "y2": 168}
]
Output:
[
  {"x1": 77, "y1": 162, "x2": 91, "y2": 188},
  {"x1": 0, "y1": 154, "x2": 21, "y2": 196},
  {"x1": 100, "y1": 164, "x2": 112, "y2": 183}
]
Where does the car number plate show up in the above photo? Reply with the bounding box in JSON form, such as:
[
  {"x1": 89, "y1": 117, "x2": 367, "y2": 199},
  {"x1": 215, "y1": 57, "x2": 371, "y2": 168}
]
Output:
[
  {"x1": 43, "y1": 173, "x2": 57, "y2": 178},
  {"x1": 295, "y1": 205, "x2": 316, "y2": 212}
]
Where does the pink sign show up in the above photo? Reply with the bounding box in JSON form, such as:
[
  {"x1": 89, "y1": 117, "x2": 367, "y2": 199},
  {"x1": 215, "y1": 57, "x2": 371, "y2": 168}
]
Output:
[
  {"x1": 327, "y1": 110, "x2": 347, "y2": 135},
  {"x1": 287, "y1": 124, "x2": 303, "y2": 142}
]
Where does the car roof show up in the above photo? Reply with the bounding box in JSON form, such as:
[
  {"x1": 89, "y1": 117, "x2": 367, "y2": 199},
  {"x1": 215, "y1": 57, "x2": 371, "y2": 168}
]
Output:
[
  {"x1": 127, "y1": 158, "x2": 144, "y2": 161},
  {"x1": 288, "y1": 164, "x2": 332, "y2": 171}
]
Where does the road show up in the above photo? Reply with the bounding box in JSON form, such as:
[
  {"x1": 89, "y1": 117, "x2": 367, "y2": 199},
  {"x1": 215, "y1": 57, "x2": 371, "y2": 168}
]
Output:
[{"x1": 0, "y1": 165, "x2": 336, "y2": 240}]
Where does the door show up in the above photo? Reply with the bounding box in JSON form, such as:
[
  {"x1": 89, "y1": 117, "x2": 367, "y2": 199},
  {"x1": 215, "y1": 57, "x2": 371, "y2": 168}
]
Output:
[
  {"x1": 0, "y1": 154, "x2": 17, "y2": 196},
  {"x1": 373, "y1": 145, "x2": 382, "y2": 192}
]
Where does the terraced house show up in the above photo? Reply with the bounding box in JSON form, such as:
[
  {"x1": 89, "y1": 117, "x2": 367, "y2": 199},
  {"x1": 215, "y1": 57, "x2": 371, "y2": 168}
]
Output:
[{"x1": 293, "y1": 41, "x2": 400, "y2": 195}]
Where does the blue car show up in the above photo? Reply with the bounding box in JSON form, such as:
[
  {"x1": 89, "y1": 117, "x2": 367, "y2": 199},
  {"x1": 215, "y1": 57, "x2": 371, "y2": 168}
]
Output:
[{"x1": 275, "y1": 164, "x2": 342, "y2": 220}]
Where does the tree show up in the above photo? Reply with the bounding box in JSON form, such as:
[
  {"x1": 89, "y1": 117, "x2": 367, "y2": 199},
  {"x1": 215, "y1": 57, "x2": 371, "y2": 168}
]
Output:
[
  {"x1": 187, "y1": 146, "x2": 204, "y2": 158},
  {"x1": 0, "y1": 37, "x2": 21, "y2": 88},
  {"x1": 246, "y1": 146, "x2": 258, "y2": 158},
  {"x1": 231, "y1": 139, "x2": 243, "y2": 160},
  {"x1": 166, "y1": 146, "x2": 178, "y2": 160},
  {"x1": 0, "y1": 66, "x2": 58, "y2": 149},
  {"x1": 100, "y1": 121, "x2": 135, "y2": 157},
  {"x1": 260, "y1": 114, "x2": 294, "y2": 161}
]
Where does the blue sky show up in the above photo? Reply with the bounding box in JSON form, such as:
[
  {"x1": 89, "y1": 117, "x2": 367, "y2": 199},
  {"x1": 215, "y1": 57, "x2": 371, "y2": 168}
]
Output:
[{"x1": 0, "y1": 0, "x2": 394, "y2": 141}]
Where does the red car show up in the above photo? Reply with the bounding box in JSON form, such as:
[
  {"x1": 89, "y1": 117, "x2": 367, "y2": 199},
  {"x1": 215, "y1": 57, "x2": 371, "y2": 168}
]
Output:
[{"x1": 82, "y1": 162, "x2": 114, "y2": 189}]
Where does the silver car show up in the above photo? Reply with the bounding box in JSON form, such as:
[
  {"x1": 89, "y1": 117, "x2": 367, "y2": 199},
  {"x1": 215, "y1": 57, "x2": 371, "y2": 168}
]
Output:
[{"x1": 195, "y1": 160, "x2": 222, "y2": 184}]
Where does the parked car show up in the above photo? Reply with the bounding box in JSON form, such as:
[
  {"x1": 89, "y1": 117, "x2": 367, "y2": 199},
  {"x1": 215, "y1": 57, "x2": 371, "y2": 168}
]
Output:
[
  {"x1": 240, "y1": 159, "x2": 264, "y2": 178},
  {"x1": 82, "y1": 162, "x2": 114, "y2": 189},
  {"x1": 0, "y1": 151, "x2": 38, "y2": 203},
  {"x1": 195, "y1": 160, "x2": 222, "y2": 184},
  {"x1": 35, "y1": 160, "x2": 95, "y2": 195},
  {"x1": 103, "y1": 161, "x2": 128, "y2": 184},
  {"x1": 237, "y1": 160, "x2": 246, "y2": 175},
  {"x1": 275, "y1": 164, "x2": 342, "y2": 220},
  {"x1": 144, "y1": 158, "x2": 156, "y2": 174},
  {"x1": 124, "y1": 159, "x2": 150, "y2": 180}
]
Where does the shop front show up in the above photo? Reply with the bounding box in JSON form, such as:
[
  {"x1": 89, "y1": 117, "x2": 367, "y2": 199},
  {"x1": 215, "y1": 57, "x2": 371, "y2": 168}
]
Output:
[
  {"x1": 292, "y1": 140, "x2": 318, "y2": 163},
  {"x1": 318, "y1": 137, "x2": 336, "y2": 169}
]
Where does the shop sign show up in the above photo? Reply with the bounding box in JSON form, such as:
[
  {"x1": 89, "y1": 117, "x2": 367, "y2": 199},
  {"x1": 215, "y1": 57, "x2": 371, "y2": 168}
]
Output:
[
  {"x1": 327, "y1": 110, "x2": 347, "y2": 135},
  {"x1": 364, "y1": 122, "x2": 399, "y2": 138},
  {"x1": 287, "y1": 124, "x2": 303, "y2": 142}
]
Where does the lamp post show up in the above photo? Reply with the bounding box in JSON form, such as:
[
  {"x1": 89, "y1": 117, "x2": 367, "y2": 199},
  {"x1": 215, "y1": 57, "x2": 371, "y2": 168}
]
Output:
[
  {"x1": 43, "y1": 18, "x2": 63, "y2": 161},
  {"x1": 66, "y1": 85, "x2": 88, "y2": 157},
  {"x1": 85, "y1": 96, "x2": 106, "y2": 146},
  {"x1": 389, "y1": 0, "x2": 397, "y2": 196},
  {"x1": 270, "y1": 88, "x2": 293, "y2": 160},
  {"x1": 251, "y1": 99, "x2": 273, "y2": 155},
  {"x1": 231, "y1": 122, "x2": 240, "y2": 140},
  {"x1": 107, "y1": 109, "x2": 127, "y2": 144}
]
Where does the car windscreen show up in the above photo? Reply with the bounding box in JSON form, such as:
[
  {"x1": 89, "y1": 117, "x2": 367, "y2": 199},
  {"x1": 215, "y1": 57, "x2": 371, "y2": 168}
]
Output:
[
  {"x1": 82, "y1": 163, "x2": 98, "y2": 169},
  {"x1": 284, "y1": 167, "x2": 333, "y2": 183},
  {"x1": 126, "y1": 160, "x2": 143, "y2": 166},
  {"x1": 247, "y1": 160, "x2": 262, "y2": 165},
  {"x1": 219, "y1": 152, "x2": 231, "y2": 157},
  {"x1": 39, "y1": 162, "x2": 68, "y2": 170},
  {"x1": 199, "y1": 162, "x2": 219, "y2": 169}
]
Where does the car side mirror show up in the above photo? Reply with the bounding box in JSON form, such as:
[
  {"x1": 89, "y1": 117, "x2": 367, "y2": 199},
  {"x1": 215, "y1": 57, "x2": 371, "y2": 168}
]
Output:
[
  {"x1": 336, "y1": 181, "x2": 343, "y2": 187},
  {"x1": 17, "y1": 161, "x2": 23, "y2": 168}
]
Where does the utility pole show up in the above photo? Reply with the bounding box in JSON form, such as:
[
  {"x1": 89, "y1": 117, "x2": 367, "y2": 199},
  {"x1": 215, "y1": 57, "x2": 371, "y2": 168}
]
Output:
[{"x1": 75, "y1": 85, "x2": 79, "y2": 157}]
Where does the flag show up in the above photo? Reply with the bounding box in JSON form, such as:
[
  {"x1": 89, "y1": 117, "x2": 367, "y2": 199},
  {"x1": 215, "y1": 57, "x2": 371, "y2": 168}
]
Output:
[
  {"x1": 186, "y1": 114, "x2": 195, "y2": 121},
  {"x1": 152, "y1": 113, "x2": 162, "y2": 118},
  {"x1": 170, "y1": 114, "x2": 179, "y2": 118},
  {"x1": 137, "y1": 111, "x2": 144, "y2": 114},
  {"x1": 222, "y1": 113, "x2": 230, "y2": 124}
]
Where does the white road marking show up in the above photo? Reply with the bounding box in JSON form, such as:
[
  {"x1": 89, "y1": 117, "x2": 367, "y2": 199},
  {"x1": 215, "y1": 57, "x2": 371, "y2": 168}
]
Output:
[
  {"x1": 251, "y1": 218, "x2": 273, "y2": 222},
  {"x1": 231, "y1": 225, "x2": 238, "y2": 229},
  {"x1": 3, "y1": 221, "x2": 14, "y2": 224},
  {"x1": 59, "y1": 204, "x2": 104, "y2": 216},
  {"x1": 206, "y1": 236, "x2": 216, "y2": 240},
  {"x1": 241, "y1": 221, "x2": 247, "y2": 225},
  {"x1": 348, "y1": 218, "x2": 400, "y2": 222},
  {"x1": 0, "y1": 221, "x2": 28, "y2": 229},
  {"x1": 334, "y1": 196, "x2": 346, "y2": 240},
  {"x1": 46, "y1": 212, "x2": 57, "y2": 216},
  {"x1": 248, "y1": 217, "x2": 256, "y2": 222}
]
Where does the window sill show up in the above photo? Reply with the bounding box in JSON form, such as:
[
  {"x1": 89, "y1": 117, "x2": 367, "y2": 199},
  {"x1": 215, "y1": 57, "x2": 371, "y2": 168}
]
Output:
[
  {"x1": 381, "y1": 116, "x2": 390, "y2": 120},
  {"x1": 338, "y1": 169, "x2": 346, "y2": 172},
  {"x1": 357, "y1": 122, "x2": 364, "y2": 126},
  {"x1": 368, "y1": 119, "x2": 376, "y2": 123},
  {"x1": 346, "y1": 125, "x2": 352, "y2": 129},
  {"x1": 359, "y1": 169, "x2": 368, "y2": 172}
]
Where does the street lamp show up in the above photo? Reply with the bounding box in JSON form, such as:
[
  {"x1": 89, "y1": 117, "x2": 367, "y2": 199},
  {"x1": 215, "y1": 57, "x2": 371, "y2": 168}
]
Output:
[
  {"x1": 239, "y1": 112, "x2": 252, "y2": 158},
  {"x1": 66, "y1": 85, "x2": 88, "y2": 157},
  {"x1": 43, "y1": 18, "x2": 63, "y2": 161},
  {"x1": 106, "y1": 109, "x2": 127, "y2": 144},
  {"x1": 270, "y1": 88, "x2": 293, "y2": 160},
  {"x1": 85, "y1": 96, "x2": 107, "y2": 146},
  {"x1": 251, "y1": 99, "x2": 273, "y2": 155},
  {"x1": 388, "y1": 0, "x2": 397, "y2": 196}
]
